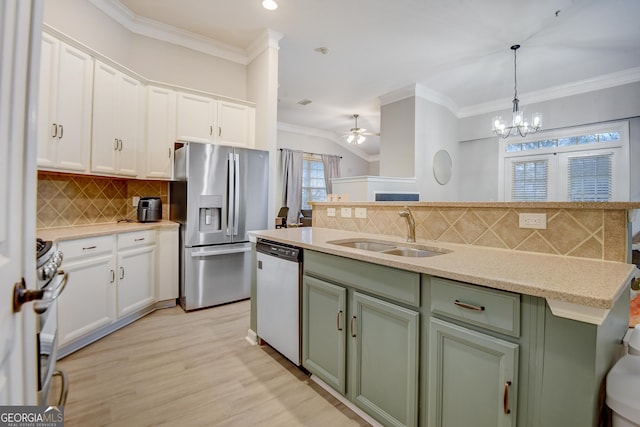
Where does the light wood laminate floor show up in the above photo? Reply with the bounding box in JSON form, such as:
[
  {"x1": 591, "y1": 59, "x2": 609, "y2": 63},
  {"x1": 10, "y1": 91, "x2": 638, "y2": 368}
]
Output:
[{"x1": 51, "y1": 300, "x2": 370, "y2": 426}]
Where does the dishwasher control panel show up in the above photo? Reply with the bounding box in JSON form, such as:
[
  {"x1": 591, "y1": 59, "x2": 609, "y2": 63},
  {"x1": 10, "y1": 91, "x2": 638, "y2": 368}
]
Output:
[{"x1": 256, "y1": 239, "x2": 302, "y2": 262}]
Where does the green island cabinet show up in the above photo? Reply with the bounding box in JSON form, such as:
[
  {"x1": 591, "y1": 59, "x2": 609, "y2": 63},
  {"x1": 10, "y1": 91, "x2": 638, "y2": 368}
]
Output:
[{"x1": 301, "y1": 249, "x2": 629, "y2": 427}]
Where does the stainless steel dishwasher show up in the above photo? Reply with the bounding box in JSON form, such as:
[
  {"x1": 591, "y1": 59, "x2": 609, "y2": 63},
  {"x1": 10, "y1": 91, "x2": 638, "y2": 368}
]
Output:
[{"x1": 256, "y1": 239, "x2": 302, "y2": 365}]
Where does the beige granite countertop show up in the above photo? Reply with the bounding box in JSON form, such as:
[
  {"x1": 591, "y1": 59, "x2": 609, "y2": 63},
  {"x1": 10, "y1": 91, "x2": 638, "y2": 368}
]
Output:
[
  {"x1": 252, "y1": 227, "x2": 637, "y2": 324},
  {"x1": 37, "y1": 220, "x2": 179, "y2": 242}
]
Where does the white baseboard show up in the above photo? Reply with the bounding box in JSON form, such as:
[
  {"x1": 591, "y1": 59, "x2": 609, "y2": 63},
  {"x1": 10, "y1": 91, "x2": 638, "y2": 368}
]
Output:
[
  {"x1": 309, "y1": 375, "x2": 383, "y2": 427},
  {"x1": 245, "y1": 328, "x2": 258, "y2": 345}
]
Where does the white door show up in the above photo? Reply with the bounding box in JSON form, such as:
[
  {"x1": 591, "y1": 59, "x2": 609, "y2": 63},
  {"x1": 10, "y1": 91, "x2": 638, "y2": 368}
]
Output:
[
  {"x1": 91, "y1": 60, "x2": 119, "y2": 175},
  {"x1": 217, "y1": 101, "x2": 252, "y2": 147},
  {"x1": 0, "y1": 0, "x2": 42, "y2": 404},
  {"x1": 176, "y1": 92, "x2": 216, "y2": 143},
  {"x1": 116, "y1": 73, "x2": 142, "y2": 177}
]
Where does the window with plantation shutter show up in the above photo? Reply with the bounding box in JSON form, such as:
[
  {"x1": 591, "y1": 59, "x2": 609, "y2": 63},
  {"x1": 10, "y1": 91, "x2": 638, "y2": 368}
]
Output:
[
  {"x1": 500, "y1": 121, "x2": 629, "y2": 202},
  {"x1": 567, "y1": 154, "x2": 612, "y2": 201},
  {"x1": 511, "y1": 159, "x2": 548, "y2": 201}
]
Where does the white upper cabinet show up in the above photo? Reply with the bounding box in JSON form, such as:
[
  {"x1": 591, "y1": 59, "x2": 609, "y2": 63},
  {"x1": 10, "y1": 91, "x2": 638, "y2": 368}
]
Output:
[
  {"x1": 144, "y1": 86, "x2": 176, "y2": 179},
  {"x1": 91, "y1": 60, "x2": 143, "y2": 177},
  {"x1": 176, "y1": 92, "x2": 217, "y2": 143},
  {"x1": 217, "y1": 100, "x2": 255, "y2": 147},
  {"x1": 37, "y1": 33, "x2": 93, "y2": 172},
  {"x1": 176, "y1": 92, "x2": 255, "y2": 147}
]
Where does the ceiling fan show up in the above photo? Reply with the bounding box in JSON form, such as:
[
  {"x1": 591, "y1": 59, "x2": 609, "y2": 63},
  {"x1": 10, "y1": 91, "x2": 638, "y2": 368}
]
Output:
[{"x1": 343, "y1": 114, "x2": 379, "y2": 144}]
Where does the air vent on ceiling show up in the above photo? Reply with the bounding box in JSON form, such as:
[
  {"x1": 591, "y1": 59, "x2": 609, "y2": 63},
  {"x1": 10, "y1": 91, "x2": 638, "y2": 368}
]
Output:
[{"x1": 297, "y1": 99, "x2": 312, "y2": 106}]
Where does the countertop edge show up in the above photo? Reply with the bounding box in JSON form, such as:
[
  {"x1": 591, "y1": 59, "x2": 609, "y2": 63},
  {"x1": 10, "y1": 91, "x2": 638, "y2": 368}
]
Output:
[{"x1": 37, "y1": 221, "x2": 179, "y2": 242}]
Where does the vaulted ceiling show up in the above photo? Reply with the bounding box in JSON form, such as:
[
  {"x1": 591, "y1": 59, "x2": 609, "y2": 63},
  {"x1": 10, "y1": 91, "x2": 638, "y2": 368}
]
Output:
[{"x1": 115, "y1": 0, "x2": 640, "y2": 157}]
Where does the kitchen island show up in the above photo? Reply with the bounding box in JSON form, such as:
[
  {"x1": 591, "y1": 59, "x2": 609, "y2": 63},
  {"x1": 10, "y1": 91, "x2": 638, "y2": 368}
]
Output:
[{"x1": 250, "y1": 226, "x2": 635, "y2": 427}]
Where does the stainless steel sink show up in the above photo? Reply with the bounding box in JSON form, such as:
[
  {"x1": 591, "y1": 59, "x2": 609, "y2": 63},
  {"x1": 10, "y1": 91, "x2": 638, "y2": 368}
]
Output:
[
  {"x1": 381, "y1": 247, "x2": 443, "y2": 258},
  {"x1": 327, "y1": 239, "x2": 446, "y2": 258},
  {"x1": 333, "y1": 241, "x2": 396, "y2": 252}
]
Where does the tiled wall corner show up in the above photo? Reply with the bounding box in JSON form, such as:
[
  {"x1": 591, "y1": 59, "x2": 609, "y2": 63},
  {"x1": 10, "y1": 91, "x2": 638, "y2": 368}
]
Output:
[
  {"x1": 313, "y1": 204, "x2": 628, "y2": 262},
  {"x1": 37, "y1": 171, "x2": 169, "y2": 229}
]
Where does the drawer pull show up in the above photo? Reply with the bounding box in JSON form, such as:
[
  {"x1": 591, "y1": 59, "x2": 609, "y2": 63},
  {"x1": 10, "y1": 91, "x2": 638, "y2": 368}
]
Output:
[
  {"x1": 134, "y1": 237, "x2": 145, "y2": 242},
  {"x1": 503, "y1": 381, "x2": 512, "y2": 414},
  {"x1": 110, "y1": 269, "x2": 115, "y2": 283},
  {"x1": 120, "y1": 266, "x2": 125, "y2": 280},
  {"x1": 454, "y1": 300, "x2": 485, "y2": 312},
  {"x1": 350, "y1": 316, "x2": 357, "y2": 338},
  {"x1": 336, "y1": 310, "x2": 343, "y2": 331},
  {"x1": 82, "y1": 245, "x2": 97, "y2": 251}
]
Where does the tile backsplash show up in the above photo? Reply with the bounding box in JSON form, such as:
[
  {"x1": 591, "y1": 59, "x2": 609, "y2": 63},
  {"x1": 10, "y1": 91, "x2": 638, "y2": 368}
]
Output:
[
  {"x1": 313, "y1": 203, "x2": 629, "y2": 262},
  {"x1": 37, "y1": 171, "x2": 169, "y2": 229}
]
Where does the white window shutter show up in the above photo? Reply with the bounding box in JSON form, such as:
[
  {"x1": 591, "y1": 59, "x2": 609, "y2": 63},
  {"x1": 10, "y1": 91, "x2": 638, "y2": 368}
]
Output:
[
  {"x1": 511, "y1": 159, "x2": 548, "y2": 201},
  {"x1": 567, "y1": 154, "x2": 612, "y2": 201}
]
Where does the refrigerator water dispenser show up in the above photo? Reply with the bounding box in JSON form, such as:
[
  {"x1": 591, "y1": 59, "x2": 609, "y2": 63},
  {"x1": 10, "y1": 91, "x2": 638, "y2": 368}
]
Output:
[{"x1": 198, "y1": 195, "x2": 222, "y2": 232}]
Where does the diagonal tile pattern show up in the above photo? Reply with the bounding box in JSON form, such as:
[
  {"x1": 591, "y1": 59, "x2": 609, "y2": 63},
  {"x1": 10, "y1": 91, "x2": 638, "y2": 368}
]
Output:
[
  {"x1": 313, "y1": 204, "x2": 629, "y2": 262},
  {"x1": 37, "y1": 171, "x2": 169, "y2": 229}
]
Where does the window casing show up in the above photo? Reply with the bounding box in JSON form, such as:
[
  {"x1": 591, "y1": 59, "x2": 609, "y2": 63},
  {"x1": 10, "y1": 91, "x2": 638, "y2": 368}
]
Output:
[
  {"x1": 499, "y1": 121, "x2": 629, "y2": 202},
  {"x1": 301, "y1": 155, "x2": 326, "y2": 209}
]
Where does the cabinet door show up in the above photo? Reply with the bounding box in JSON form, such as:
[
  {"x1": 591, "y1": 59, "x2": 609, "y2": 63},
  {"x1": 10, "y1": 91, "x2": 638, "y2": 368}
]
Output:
[
  {"x1": 145, "y1": 86, "x2": 176, "y2": 179},
  {"x1": 57, "y1": 254, "x2": 116, "y2": 347},
  {"x1": 302, "y1": 275, "x2": 347, "y2": 394},
  {"x1": 217, "y1": 101, "x2": 253, "y2": 147},
  {"x1": 91, "y1": 61, "x2": 119, "y2": 175},
  {"x1": 116, "y1": 73, "x2": 142, "y2": 177},
  {"x1": 350, "y1": 292, "x2": 419, "y2": 427},
  {"x1": 37, "y1": 34, "x2": 93, "y2": 172},
  {"x1": 428, "y1": 317, "x2": 518, "y2": 427},
  {"x1": 117, "y1": 245, "x2": 155, "y2": 318},
  {"x1": 176, "y1": 92, "x2": 216, "y2": 143}
]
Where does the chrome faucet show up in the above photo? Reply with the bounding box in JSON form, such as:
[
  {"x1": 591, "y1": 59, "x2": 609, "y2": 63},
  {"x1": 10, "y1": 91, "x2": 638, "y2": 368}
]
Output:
[{"x1": 398, "y1": 206, "x2": 416, "y2": 243}]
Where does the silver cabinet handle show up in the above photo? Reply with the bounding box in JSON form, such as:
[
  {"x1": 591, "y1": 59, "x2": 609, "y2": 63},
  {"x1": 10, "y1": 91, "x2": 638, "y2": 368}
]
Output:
[
  {"x1": 119, "y1": 139, "x2": 123, "y2": 151},
  {"x1": 168, "y1": 147, "x2": 172, "y2": 158},
  {"x1": 134, "y1": 237, "x2": 145, "y2": 242},
  {"x1": 119, "y1": 266, "x2": 124, "y2": 280},
  {"x1": 114, "y1": 138, "x2": 119, "y2": 150},
  {"x1": 58, "y1": 124, "x2": 63, "y2": 139},
  {"x1": 218, "y1": 126, "x2": 221, "y2": 137},
  {"x1": 209, "y1": 125, "x2": 213, "y2": 136},
  {"x1": 82, "y1": 245, "x2": 97, "y2": 251},
  {"x1": 52, "y1": 123, "x2": 57, "y2": 138},
  {"x1": 350, "y1": 316, "x2": 357, "y2": 338},
  {"x1": 336, "y1": 310, "x2": 343, "y2": 331},
  {"x1": 454, "y1": 300, "x2": 485, "y2": 312},
  {"x1": 503, "y1": 381, "x2": 512, "y2": 414},
  {"x1": 110, "y1": 269, "x2": 115, "y2": 283}
]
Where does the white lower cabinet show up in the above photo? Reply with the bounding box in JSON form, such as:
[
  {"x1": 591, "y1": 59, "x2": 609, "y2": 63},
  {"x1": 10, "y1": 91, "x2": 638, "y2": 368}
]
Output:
[{"x1": 57, "y1": 230, "x2": 161, "y2": 354}]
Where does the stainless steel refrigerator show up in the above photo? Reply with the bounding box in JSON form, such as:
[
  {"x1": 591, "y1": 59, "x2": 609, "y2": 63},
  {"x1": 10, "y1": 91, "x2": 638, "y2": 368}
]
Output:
[{"x1": 170, "y1": 142, "x2": 269, "y2": 311}]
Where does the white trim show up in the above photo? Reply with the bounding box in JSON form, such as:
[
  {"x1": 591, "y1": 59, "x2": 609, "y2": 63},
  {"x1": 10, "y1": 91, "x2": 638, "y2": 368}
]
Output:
[
  {"x1": 277, "y1": 122, "x2": 374, "y2": 162},
  {"x1": 245, "y1": 329, "x2": 258, "y2": 346},
  {"x1": 331, "y1": 176, "x2": 417, "y2": 184},
  {"x1": 379, "y1": 84, "x2": 459, "y2": 117},
  {"x1": 246, "y1": 29, "x2": 282, "y2": 63},
  {"x1": 459, "y1": 67, "x2": 640, "y2": 118},
  {"x1": 546, "y1": 299, "x2": 610, "y2": 325},
  {"x1": 88, "y1": 0, "x2": 256, "y2": 65}
]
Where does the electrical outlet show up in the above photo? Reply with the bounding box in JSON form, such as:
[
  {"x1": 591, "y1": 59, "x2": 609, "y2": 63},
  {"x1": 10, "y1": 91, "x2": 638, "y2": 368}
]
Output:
[
  {"x1": 327, "y1": 207, "x2": 336, "y2": 217},
  {"x1": 355, "y1": 208, "x2": 367, "y2": 219},
  {"x1": 132, "y1": 196, "x2": 140, "y2": 207},
  {"x1": 519, "y1": 213, "x2": 547, "y2": 229},
  {"x1": 341, "y1": 207, "x2": 352, "y2": 218}
]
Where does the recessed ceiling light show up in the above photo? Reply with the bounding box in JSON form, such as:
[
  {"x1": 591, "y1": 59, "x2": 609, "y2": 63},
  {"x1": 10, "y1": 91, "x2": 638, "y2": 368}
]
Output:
[
  {"x1": 262, "y1": 0, "x2": 278, "y2": 10},
  {"x1": 297, "y1": 99, "x2": 312, "y2": 106}
]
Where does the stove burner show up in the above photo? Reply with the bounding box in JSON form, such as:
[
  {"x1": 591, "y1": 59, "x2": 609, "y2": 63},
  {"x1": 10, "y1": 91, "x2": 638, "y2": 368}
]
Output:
[{"x1": 37, "y1": 238, "x2": 52, "y2": 259}]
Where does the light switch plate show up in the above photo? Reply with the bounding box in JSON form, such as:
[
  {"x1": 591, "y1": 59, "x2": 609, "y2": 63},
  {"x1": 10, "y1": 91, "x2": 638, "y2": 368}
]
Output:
[
  {"x1": 132, "y1": 196, "x2": 140, "y2": 207},
  {"x1": 341, "y1": 207, "x2": 352, "y2": 218},
  {"x1": 327, "y1": 207, "x2": 336, "y2": 217},
  {"x1": 519, "y1": 213, "x2": 547, "y2": 229},
  {"x1": 355, "y1": 207, "x2": 367, "y2": 219}
]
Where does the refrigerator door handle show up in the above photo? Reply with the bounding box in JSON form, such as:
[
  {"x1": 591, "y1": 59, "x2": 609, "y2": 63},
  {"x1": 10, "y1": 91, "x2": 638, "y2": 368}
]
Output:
[
  {"x1": 233, "y1": 153, "x2": 240, "y2": 235},
  {"x1": 190, "y1": 246, "x2": 251, "y2": 257},
  {"x1": 227, "y1": 152, "x2": 235, "y2": 236}
]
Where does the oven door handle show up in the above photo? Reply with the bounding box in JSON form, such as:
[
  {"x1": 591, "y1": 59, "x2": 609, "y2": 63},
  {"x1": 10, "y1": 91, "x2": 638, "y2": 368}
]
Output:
[{"x1": 34, "y1": 270, "x2": 68, "y2": 314}]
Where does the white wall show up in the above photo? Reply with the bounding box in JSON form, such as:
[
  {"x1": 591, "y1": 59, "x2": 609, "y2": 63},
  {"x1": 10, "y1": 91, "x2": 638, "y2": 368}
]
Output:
[
  {"x1": 43, "y1": 0, "x2": 247, "y2": 99},
  {"x1": 415, "y1": 97, "x2": 459, "y2": 201},
  {"x1": 368, "y1": 161, "x2": 380, "y2": 175}
]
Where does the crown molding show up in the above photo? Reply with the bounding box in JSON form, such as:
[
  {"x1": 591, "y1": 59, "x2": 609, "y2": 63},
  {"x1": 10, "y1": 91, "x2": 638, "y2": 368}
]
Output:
[
  {"x1": 277, "y1": 122, "x2": 374, "y2": 162},
  {"x1": 379, "y1": 84, "x2": 459, "y2": 116},
  {"x1": 246, "y1": 29, "x2": 283, "y2": 63},
  {"x1": 458, "y1": 67, "x2": 640, "y2": 118},
  {"x1": 89, "y1": 0, "x2": 252, "y2": 65}
]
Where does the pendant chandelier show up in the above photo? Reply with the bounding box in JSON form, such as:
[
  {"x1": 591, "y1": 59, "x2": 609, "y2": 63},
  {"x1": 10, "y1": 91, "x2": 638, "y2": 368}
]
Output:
[{"x1": 492, "y1": 45, "x2": 542, "y2": 138}]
